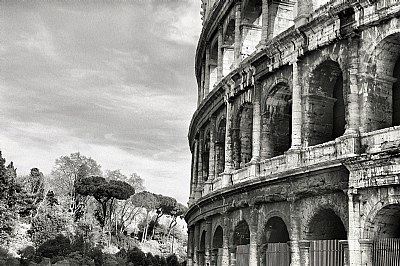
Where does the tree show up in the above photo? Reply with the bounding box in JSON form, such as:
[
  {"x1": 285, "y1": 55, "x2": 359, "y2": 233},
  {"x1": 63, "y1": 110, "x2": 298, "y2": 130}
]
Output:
[
  {"x1": 131, "y1": 191, "x2": 158, "y2": 242},
  {"x1": 75, "y1": 176, "x2": 135, "y2": 229},
  {"x1": 49, "y1": 152, "x2": 102, "y2": 219},
  {"x1": 166, "y1": 203, "x2": 187, "y2": 238},
  {"x1": 151, "y1": 195, "x2": 177, "y2": 239},
  {"x1": 105, "y1": 170, "x2": 146, "y2": 236}
]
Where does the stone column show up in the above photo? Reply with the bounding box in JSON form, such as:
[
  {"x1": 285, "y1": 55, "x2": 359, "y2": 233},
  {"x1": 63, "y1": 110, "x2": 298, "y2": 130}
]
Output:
[
  {"x1": 294, "y1": 0, "x2": 311, "y2": 27},
  {"x1": 206, "y1": 116, "x2": 217, "y2": 193},
  {"x1": 191, "y1": 140, "x2": 199, "y2": 202},
  {"x1": 199, "y1": 63, "x2": 205, "y2": 106},
  {"x1": 224, "y1": 98, "x2": 235, "y2": 187},
  {"x1": 359, "y1": 239, "x2": 373, "y2": 266},
  {"x1": 249, "y1": 207, "x2": 259, "y2": 266},
  {"x1": 344, "y1": 37, "x2": 360, "y2": 134},
  {"x1": 205, "y1": 220, "x2": 213, "y2": 266},
  {"x1": 299, "y1": 241, "x2": 311, "y2": 266},
  {"x1": 251, "y1": 82, "x2": 261, "y2": 162},
  {"x1": 188, "y1": 227, "x2": 195, "y2": 266},
  {"x1": 291, "y1": 61, "x2": 302, "y2": 149},
  {"x1": 289, "y1": 199, "x2": 302, "y2": 266},
  {"x1": 204, "y1": 45, "x2": 211, "y2": 97},
  {"x1": 234, "y1": 1, "x2": 242, "y2": 66},
  {"x1": 194, "y1": 224, "x2": 201, "y2": 266},
  {"x1": 261, "y1": 0, "x2": 269, "y2": 43},
  {"x1": 218, "y1": 24, "x2": 224, "y2": 82},
  {"x1": 348, "y1": 189, "x2": 362, "y2": 266},
  {"x1": 222, "y1": 216, "x2": 230, "y2": 266},
  {"x1": 196, "y1": 131, "x2": 204, "y2": 200}
]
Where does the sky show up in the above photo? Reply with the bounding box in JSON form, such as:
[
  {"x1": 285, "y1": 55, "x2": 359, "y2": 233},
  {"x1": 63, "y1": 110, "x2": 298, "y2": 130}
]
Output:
[{"x1": 0, "y1": 0, "x2": 202, "y2": 204}]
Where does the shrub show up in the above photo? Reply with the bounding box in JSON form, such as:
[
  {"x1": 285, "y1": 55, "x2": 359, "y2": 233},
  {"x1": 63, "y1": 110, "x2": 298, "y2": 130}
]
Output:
[
  {"x1": 166, "y1": 254, "x2": 179, "y2": 266},
  {"x1": 36, "y1": 235, "x2": 71, "y2": 260},
  {"x1": 126, "y1": 247, "x2": 147, "y2": 265}
]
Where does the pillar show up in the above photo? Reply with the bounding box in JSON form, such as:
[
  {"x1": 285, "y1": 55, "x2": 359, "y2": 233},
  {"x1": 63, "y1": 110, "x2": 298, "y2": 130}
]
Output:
[
  {"x1": 206, "y1": 116, "x2": 217, "y2": 193},
  {"x1": 348, "y1": 190, "x2": 362, "y2": 266},
  {"x1": 191, "y1": 140, "x2": 199, "y2": 202},
  {"x1": 289, "y1": 199, "x2": 302, "y2": 266},
  {"x1": 359, "y1": 239, "x2": 373, "y2": 266},
  {"x1": 199, "y1": 63, "x2": 205, "y2": 106},
  {"x1": 188, "y1": 227, "x2": 195, "y2": 266},
  {"x1": 251, "y1": 82, "x2": 261, "y2": 162},
  {"x1": 291, "y1": 60, "x2": 302, "y2": 149},
  {"x1": 249, "y1": 207, "x2": 259, "y2": 266},
  {"x1": 294, "y1": 0, "x2": 311, "y2": 27},
  {"x1": 345, "y1": 36, "x2": 360, "y2": 134},
  {"x1": 299, "y1": 241, "x2": 310, "y2": 266},
  {"x1": 194, "y1": 224, "x2": 201, "y2": 266},
  {"x1": 204, "y1": 45, "x2": 211, "y2": 97},
  {"x1": 196, "y1": 131, "x2": 204, "y2": 199},
  {"x1": 261, "y1": 0, "x2": 269, "y2": 43},
  {"x1": 218, "y1": 24, "x2": 223, "y2": 81},
  {"x1": 205, "y1": 220, "x2": 213, "y2": 266},
  {"x1": 234, "y1": 1, "x2": 242, "y2": 66},
  {"x1": 222, "y1": 216, "x2": 230, "y2": 266},
  {"x1": 223, "y1": 98, "x2": 234, "y2": 186}
]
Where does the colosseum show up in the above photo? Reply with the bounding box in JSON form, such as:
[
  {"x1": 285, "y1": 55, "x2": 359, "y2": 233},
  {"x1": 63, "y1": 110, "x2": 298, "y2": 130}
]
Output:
[{"x1": 185, "y1": 0, "x2": 400, "y2": 265}]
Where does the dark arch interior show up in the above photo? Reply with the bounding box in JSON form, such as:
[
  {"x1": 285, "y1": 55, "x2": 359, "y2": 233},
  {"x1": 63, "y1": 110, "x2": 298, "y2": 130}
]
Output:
[
  {"x1": 217, "y1": 119, "x2": 226, "y2": 174},
  {"x1": 308, "y1": 209, "x2": 347, "y2": 240},
  {"x1": 203, "y1": 130, "x2": 210, "y2": 181},
  {"x1": 369, "y1": 204, "x2": 400, "y2": 239},
  {"x1": 264, "y1": 216, "x2": 290, "y2": 243},
  {"x1": 242, "y1": 0, "x2": 262, "y2": 25},
  {"x1": 393, "y1": 57, "x2": 400, "y2": 126},
  {"x1": 309, "y1": 61, "x2": 345, "y2": 145},
  {"x1": 213, "y1": 226, "x2": 223, "y2": 249},
  {"x1": 234, "y1": 103, "x2": 253, "y2": 169},
  {"x1": 263, "y1": 83, "x2": 292, "y2": 158},
  {"x1": 200, "y1": 230, "x2": 206, "y2": 251},
  {"x1": 224, "y1": 19, "x2": 235, "y2": 46},
  {"x1": 233, "y1": 220, "x2": 250, "y2": 246}
]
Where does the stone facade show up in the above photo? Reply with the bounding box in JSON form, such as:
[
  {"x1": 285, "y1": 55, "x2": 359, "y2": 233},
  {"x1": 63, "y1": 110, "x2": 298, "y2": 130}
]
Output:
[{"x1": 187, "y1": 0, "x2": 400, "y2": 265}]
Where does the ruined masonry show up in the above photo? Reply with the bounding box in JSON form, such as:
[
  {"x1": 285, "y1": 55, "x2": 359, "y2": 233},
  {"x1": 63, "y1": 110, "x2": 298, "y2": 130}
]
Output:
[{"x1": 185, "y1": 0, "x2": 400, "y2": 265}]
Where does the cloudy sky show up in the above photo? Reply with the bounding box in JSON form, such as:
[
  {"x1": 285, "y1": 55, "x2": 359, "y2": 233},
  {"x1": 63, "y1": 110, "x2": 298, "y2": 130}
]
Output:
[{"x1": 0, "y1": 0, "x2": 202, "y2": 204}]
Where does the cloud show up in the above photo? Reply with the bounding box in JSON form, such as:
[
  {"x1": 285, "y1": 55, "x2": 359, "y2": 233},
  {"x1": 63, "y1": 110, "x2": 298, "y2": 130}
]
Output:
[{"x1": 0, "y1": 0, "x2": 201, "y2": 204}]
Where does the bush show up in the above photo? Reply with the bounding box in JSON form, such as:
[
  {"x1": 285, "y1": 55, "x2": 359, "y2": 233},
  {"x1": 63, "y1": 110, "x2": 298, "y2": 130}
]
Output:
[
  {"x1": 36, "y1": 235, "x2": 71, "y2": 260},
  {"x1": 166, "y1": 254, "x2": 179, "y2": 266},
  {"x1": 126, "y1": 247, "x2": 147, "y2": 265},
  {"x1": 88, "y1": 247, "x2": 103, "y2": 266}
]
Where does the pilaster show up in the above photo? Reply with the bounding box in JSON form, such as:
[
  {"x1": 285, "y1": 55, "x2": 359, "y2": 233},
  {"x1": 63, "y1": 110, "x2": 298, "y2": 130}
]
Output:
[
  {"x1": 291, "y1": 60, "x2": 303, "y2": 149},
  {"x1": 251, "y1": 82, "x2": 261, "y2": 163},
  {"x1": 234, "y1": 1, "x2": 242, "y2": 66},
  {"x1": 218, "y1": 24, "x2": 224, "y2": 82},
  {"x1": 196, "y1": 131, "x2": 204, "y2": 200}
]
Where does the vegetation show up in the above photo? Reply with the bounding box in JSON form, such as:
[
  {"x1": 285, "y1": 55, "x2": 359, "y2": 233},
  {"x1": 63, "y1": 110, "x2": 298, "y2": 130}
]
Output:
[{"x1": 0, "y1": 151, "x2": 188, "y2": 265}]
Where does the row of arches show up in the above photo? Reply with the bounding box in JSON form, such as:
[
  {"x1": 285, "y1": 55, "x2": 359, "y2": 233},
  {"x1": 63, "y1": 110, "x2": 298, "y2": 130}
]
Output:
[{"x1": 191, "y1": 203, "x2": 400, "y2": 265}]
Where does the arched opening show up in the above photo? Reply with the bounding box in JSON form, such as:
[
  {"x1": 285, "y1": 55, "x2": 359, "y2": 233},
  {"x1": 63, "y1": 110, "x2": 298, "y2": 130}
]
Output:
[
  {"x1": 261, "y1": 217, "x2": 291, "y2": 266},
  {"x1": 233, "y1": 103, "x2": 253, "y2": 169},
  {"x1": 367, "y1": 204, "x2": 400, "y2": 239},
  {"x1": 223, "y1": 18, "x2": 235, "y2": 76},
  {"x1": 233, "y1": 220, "x2": 250, "y2": 266},
  {"x1": 366, "y1": 204, "x2": 400, "y2": 265},
  {"x1": 262, "y1": 82, "x2": 292, "y2": 159},
  {"x1": 233, "y1": 220, "x2": 250, "y2": 246},
  {"x1": 212, "y1": 226, "x2": 224, "y2": 266},
  {"x1": 307, "y1": 209, "x2": 347, "y2": 266},
  {"x1": 199, "y1": 230, "x2": 206, "y2": 266},
  {"x1": 366, "y1": 33, "x2": 400, "y2": 130},
  {"x1": 307, "y1": 60, "x2": 345, "y2": 146},
  {"x1": 268, "y1": 0, "x2": 295, "y2": 39},
  {"x1": 209, "y1": 38, "x2": 218, "y2": 89},
  {"x1": 308, "y1": 208, "x2": 347, "y2": 240},
  {"x1": 203, "y1": 130, "x2": 210, "y2": 182},
  {"x1": 216, "y1": 119, "x2": 226, "y2": 175},
  {"x1": 241, "y1": 0, "x2": 262, "y2": 58}
]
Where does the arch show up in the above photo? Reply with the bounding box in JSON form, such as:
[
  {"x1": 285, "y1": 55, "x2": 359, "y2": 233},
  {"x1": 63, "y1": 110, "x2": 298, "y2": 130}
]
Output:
[
  {"x1": 362, "y1": 31, "x2": 400, "y2": 131},
  {"x1": 199, "y1": 230, "x2": 206, "y2": 266},
  {"x1": 307, "y1": 208, "x2": 347, "y2": 240},
  {"x1": 223, "y1": 18, "x2": 235, "y2": 76},
  {"x1": 233, "y1": 102, "x2": 253, "y2": 169},
  {"x1": 306, "y1": 60, "x2": 345, "y2": 146},
  {"x1": 216, "y1": 118, "x2": 226, "y2": 174},
  {"x1": 241, "y1": 0, "x2": 262, "y2": 58},
  {"x1": 209, "y1": 36, "x2": 219, "y2": 89},
  {"x1": 233, "y1": 220, "x2": 251, "y2": 246},
  {"x1": 365, "y1": 204, "x2": 400, "y2": 239},
  {"x1": 263, "y1": 216, "x2": 290, "y2": 244},
  {"x1": 203, "y1": 129, "x2": 210, "y2": 182},
  {"x1": 262, "y1": 82, "x2": 292, "y2": 158},
  {"x1": 212, "y1": 226, "x2": 224, "y2": 249}
]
